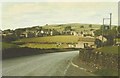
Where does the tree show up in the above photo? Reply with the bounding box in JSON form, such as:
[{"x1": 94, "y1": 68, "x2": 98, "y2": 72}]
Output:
[
  {"x1": 80, "y1": 25, "x2": 84, "y2": 28},
  {"x1": 90, "y1": 29, "x2": 94, "y2": 31},
  {"x1": 104, "y1": 35, "x2": 114, "y2": 46},
  {"x1": 94, "y1": 25, "x2": 117, "y2": 36},
  {"x1": 14, "y1": 29, "x2": 23, "y2": 38},
  {"x1": 3, "y1": 29, "x2": 13, "y2": 34},
  {"x1": 118, "y1": 26, "x2": 120, "y2": 33},
  {"x1": 94, "y1": 39, "x2": 103, "y2": 48},
  {"x1": 94, "y1": 29, "x2": 102, "y2": 36},
  {"x1": 64, "y1": 26, "x2": 71, "y2": 31},
  {"x1": 117, "y1": 26, "x2": 120, "y2": 38},
  {"x1": 89, "y1": 24, "x2": 92, "y2": 28},
  {"x1": 2, "y1": 34, "x2": 18, "y2": 42},
  {"x1": 111, "y1": 26, "x2": 117, "y2": 36},
  {"x1": 80, "y1": 31, "x2": 83, "y2": 34},
  {"x1": 46, "y1": 24, "x2": 48, "y2": 26}
]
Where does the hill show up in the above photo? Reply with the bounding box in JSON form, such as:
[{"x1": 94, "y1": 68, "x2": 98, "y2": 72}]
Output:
[{"x1": 43, "y1": 23, "x2": 101, "y2": 32}]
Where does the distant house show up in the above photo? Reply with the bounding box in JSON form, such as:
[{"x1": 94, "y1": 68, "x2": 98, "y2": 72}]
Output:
[
  {"x1": 20, "y1": 31, "x2": 37, "y2": 38},
  {"x1": 71, "y1": 31, "x2": 78, "y2": 36},
  {"x1": 89, "y1": 31, "x2": 95, "y2": 36},
  {"x1": 80, "y1": 30, "x2": 95, "y2": 37},
  {"x1": 116, "y1": 41, "x2": 120, "y2": 46},
  {"x1": 68, "y1": 44, "x2": 75, "y2": 48},
  {"x1": 20, "y1": 32, "x2": 28, "y2": 38},
  {"x1": 50, "y1": 31, "x2": 53, "y2": 36},
  {"x1": 62, "y1": 29, "x2": 73, "y2": 35},
  {"x1": 40, "y1": 30, "x2": 44, "y2": 34}
]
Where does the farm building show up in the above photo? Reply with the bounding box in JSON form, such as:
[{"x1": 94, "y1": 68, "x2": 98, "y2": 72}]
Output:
[
  {"x1": 76, "y1": 36, "x2": 106, "y2": 49},
  {"x1": 76, "y1": 37, "x2": 96, "y2": 48}
]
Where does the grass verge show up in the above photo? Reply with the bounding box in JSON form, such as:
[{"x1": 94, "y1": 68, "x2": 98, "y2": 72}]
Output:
[
  {"x1": 94, "y1": 46, "x2": 118, "y2": 54},
  {"x1": 94, "y1": 69, "x2": 118, "y2": 76}
]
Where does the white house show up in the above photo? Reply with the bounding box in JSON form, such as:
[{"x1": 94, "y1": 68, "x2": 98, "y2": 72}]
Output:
[{"x1": 50, "y1": 31, "x2": 53, "y2": 36}]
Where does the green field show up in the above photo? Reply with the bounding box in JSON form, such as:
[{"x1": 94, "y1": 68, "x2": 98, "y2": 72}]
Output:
[
  {"x1": 15, "y1": 35, "x2": 81, "y2": 43},
  {"x1": 94, "y1": 46, "x2": 118, "y2": 54},
  {"x1": 2, "y1": 42, "x2": 19, "y2": 50},
  {"x1": 116, "y1": 38, "x2": 120, "y2": 42},
  {"x1": 15, "y1": 35, "x2": 80, "y2": 49},
  {"x1": 14, "y1": 35, "x2": 96, "y2": 49},
  {"x1": 94, "y1": 68, "x2": 118, "y2": 76}
]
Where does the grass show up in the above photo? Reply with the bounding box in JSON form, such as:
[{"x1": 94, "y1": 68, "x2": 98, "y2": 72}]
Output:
[
  {"x1": 94, "y1": 68, "x2": 118, "y2": 76},
  {"x1": 94, "y1": 46, "x2": 118, "y2": 54},
  {"x1": 44, "y1": 23, "x2": 100, "y2": 32},
  {"x1": 2, "y1": 42, "x2": 19, "y2": 50},
  {"x1": 15, "y1": 35, "x2": 80, "y2": 43},
  {"x1": 15, "y1": 35, "x2": 96, "y2": 44},
  {"x1": 19, "y1": 43, "x2": 68, "y2": 49},
  {"x1": 116, "y1": 38, "x2": 120, "y2": 42},
  {"x1": 14, "y1": 35, "x2": 95, "y2": 49}
]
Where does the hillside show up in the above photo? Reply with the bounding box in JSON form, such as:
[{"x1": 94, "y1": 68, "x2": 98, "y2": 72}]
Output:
[{"x1": 43, "y1": 23, "x2": 101, "y2": 32}]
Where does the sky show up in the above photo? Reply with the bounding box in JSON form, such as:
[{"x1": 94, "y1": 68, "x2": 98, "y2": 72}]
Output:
[{"x1": 1, "y1": 2, "x2": 118, "y2": 30}]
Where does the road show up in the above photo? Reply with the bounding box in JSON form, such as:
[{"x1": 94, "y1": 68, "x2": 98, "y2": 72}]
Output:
[{"x1": 2, "y1": 51, "x2": 94, "y2": 76}]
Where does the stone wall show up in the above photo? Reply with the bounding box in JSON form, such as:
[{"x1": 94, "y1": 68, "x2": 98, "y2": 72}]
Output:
[{"x1": 79, "y1": 48, "x2": 118, "y2": 70}]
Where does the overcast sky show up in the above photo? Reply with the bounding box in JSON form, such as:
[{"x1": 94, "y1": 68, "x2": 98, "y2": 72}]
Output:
[{"x1": 2, "y1": 2, "x2": 118, "y2": 30}]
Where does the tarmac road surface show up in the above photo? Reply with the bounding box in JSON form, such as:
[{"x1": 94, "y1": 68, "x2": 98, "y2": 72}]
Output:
[{"x1": 2, "y1": 51, "x2": 95, "y2": 76}]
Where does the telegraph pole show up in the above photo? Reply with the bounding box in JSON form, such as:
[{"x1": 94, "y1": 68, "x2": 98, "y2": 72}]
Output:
[
  {"x1": 102, "y1": 13, "x2": 112, "y2": 46},
  {"x1": 102, "y1": 18, "x2": 105, "y2": 41},
  {"x1": 110, "y1": 13, "x2": 112, "y2": 30},
  {"x1": 102, "y1": 13, "x2": 112, "y2": 30},
  {"x1": 102, "y1": 13, "x2": 112, "y2": 45}
]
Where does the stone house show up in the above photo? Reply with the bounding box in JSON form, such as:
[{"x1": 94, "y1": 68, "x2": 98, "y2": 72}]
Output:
[
  {"x1": 76, "y1": 37, "x2": 96, "y2": 49},
  {"x1": 96, "y1": 35, "x2": 107, "y2": 42}
]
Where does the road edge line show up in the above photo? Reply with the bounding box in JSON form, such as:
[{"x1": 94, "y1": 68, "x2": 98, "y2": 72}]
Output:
[{"x1": 70, "y1": 55, "x2": 94, "y2": 74}]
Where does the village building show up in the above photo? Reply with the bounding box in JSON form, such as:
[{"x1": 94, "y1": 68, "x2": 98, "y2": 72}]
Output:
[
  {"x1": 76, "y1": 35, "x2": 107, "y2": 49},
  {"x1": 76, "y1": 37, "x2": 96, "y2": 49},
  {"x1": 20, "y1": 32, "x2": 28, "y2": 38},
  {"x1": 96, "y1": 35, "x2": 107, "y2": 42},
  {"x1": 70, "y1": 31, "x2": 78, "y2": 36},
  {"x1": 77, "y1": 29, "x2": 95, "y2": 37}
]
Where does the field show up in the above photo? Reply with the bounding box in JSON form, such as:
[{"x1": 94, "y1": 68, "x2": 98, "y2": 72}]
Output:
[
  {"x1": 15, "y1": 35, "x2": 80, "y2": 49},
  {"x1": 2, "y1": 42, "x2": 19, "y2": 50},
  {"x1": 116, "y1": 38, "x2": 120, "y2": 42},
  {"x1": 15, "y1": 35, "x2": 81, "y2": 43},
  {"x1": 14, "y1": 35, "x2": 96, "y2": 49},
  {"x1": 94, "y1": 68, "x2": 118, "y2": 76}
]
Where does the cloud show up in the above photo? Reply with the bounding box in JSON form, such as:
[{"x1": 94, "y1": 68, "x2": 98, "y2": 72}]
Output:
[{"x1": 2, "y1": 2, "x2": 118, "y2": 30}]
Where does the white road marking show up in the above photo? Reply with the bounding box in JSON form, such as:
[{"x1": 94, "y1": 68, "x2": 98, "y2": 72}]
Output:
[
  {"x1": 70, "y1": 56, "x2": 92, "y2": 72},
  {"x1": 63, "y1": 62, "x2": 71, "y2": 75},
  {"x1": 71, "y1": 61, "x2": 87, "y2": 71}
]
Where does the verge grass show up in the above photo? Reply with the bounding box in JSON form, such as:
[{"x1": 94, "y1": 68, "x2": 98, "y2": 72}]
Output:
[{"x1": 94, "y1": 46, "x2": 118, "y2": 54}]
